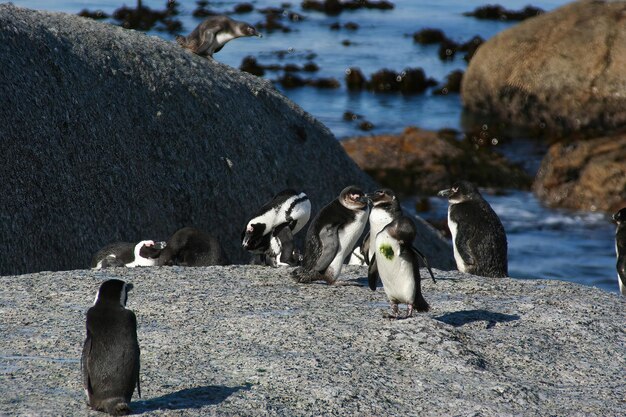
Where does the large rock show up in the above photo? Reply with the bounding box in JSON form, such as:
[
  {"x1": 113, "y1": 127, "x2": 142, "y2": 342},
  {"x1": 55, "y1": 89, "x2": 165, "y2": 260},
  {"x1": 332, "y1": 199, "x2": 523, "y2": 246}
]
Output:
[
  {"x1": 533, "y1": 133, "x2": 626, "y2": 212},
  {"x1": 462, "y1": 0, "x2": 626, "y2": 134},
  {"x1": 0, "y1": 5, "x2": 452, "y2": 274},
  {"x1": 341, "y1": 127, "x2": 531, "y2": 194},
  {"x1": 0, "y1": 266, "x2": 624, "y2": 415}
]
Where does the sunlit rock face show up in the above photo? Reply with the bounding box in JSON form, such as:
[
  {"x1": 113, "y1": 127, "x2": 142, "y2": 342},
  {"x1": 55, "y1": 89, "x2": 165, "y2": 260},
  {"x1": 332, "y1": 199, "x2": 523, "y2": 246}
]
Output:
[{"x1": 462, "y1": 0, "x2": 626, "y2": 136}]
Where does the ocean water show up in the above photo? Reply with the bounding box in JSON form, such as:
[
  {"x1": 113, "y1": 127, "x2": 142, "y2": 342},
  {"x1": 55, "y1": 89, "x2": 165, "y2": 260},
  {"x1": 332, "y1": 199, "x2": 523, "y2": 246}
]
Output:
[{"x1": 9, "y1": 0, "x2": 620, "y2": 293}]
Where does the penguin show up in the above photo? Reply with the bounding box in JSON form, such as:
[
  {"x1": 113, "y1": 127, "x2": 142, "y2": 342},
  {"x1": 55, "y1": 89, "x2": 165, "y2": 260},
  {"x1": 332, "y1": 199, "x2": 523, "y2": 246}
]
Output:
[
  {"x1": 612, "y1": 207, "x2": 626, "y2": 295},
  {"x1": 438, "y1": 181, "x2": 508, "y2": 277},
  {"x1": 292, "y1": 186, "x2": 369, "y2": 284},
  {"x1": 158, "y1": 227, "x2": 229, "y2": 266},
  {"x1": 242, "y1": 189, "x2": 311, "y2": 267},
  {"x1": 91, "y1": 240, "x2": 166, "y2": 269},
  {"x1": 82, "y1": 279, "x2": 140, "y2": 416},
  {"x1": 363, "y1": 188, "x2": 403, "y2": 265},
  {"x1": 368, "y1": 216, "x2": 436, "y2": 318},
  {"x1": 176, "y1": 15, "x2": 262, "y2": 58}
]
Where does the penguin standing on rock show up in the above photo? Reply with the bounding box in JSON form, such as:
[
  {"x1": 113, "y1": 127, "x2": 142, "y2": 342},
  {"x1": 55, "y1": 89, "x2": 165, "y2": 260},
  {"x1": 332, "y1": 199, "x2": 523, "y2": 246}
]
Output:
[
  {"x1": 91, "y1": 240, "x2": 166, "y2": 269},
  {"x1": 176, "y1": 15, "x2": 262, "y2": 58},
  {"x1": 242, "y1": 189, "x2": 311, "y2": 267},
  {"x1": 158, "y1": 227, "x2": 229, "y2": 267},
  {"x1": 362, "y1": 188, "x2": 403, "y2": 265},
  {"x1": 82, "y1": 279, "x2": 140, "y2": 416},
  {"x1": 292, "y1": 186, "x2": 369, "y2": 284},
  {"x1": 368, "y1": 216, "x2": 436, "y2": 318},
  {"x1": 612, "y1": 207, "x2": 626, "y2": 295},
  {"x1": 438, "y1": 181, "x2": 508, "y2": 277}
]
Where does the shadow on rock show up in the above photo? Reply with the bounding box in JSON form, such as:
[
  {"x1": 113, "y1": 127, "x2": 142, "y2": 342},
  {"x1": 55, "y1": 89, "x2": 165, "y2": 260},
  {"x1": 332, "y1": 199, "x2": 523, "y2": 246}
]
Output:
[
  {"x1": 435, "y1": 310, "x2": 519, "y2": 328},
  {"x1": 132, "y1": 384, "x2": 251, "y2": 413}
]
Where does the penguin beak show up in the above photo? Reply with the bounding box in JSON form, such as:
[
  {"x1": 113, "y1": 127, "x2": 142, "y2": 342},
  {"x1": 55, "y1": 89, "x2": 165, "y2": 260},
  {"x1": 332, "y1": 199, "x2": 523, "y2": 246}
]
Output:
[
  {"x1": 357, "y1": 195, "x2": 369, "y2": 204},
  {"x1": 153, "y1": 241, "x2": 167, "y2": 250},
  {"x1": 437, "y1": 188, "x2": 452, "y2": 198}
]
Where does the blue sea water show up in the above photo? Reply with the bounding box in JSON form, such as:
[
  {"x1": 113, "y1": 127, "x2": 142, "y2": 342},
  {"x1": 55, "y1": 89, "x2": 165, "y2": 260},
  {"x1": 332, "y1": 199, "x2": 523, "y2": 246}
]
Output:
[{"x1": 9, "y1": 0, "x2": 620, "y2": 293}]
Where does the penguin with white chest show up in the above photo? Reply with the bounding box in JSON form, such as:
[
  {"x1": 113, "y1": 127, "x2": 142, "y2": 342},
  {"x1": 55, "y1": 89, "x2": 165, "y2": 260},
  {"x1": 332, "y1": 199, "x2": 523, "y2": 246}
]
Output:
[
  {"x1": 82, "y1": 279, "x2": 140, "y2": 416},
  {"x1": 292, "y1": 186, "x2": 369, "y2": 284},
  {"x1": 91, "y1": 240, "x2": 166, "y2": 269},
  {"x1": 242, "y1": 189, "x2": 311, "y2": 267},
  {"x1": 361, "y1": 188, "x2": 403, "y2": 265},
  {"x1": 612, "y1": 207, "x2": 626, "y2": 295},
  {"x1": 176, "y1": 15, "x2": 262, "y2": 58},
  {"x1": 438, "y1": 181, "x2": 508, "y2": 277},
  {"x1": 369, "y1": 216, "x2": 436, "y2": 318}
]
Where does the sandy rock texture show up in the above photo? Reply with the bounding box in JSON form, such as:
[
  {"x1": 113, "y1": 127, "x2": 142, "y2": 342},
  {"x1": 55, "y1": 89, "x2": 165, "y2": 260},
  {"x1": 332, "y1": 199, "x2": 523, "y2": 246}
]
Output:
[
  {"x1": 0, "y1": 4, "x2": 452, "y2": 274},
  {"x1": 533, "y1": 132, "x2": 626, "y2": 213},
  {"x1": 341, "y1": 127, "x2": 530, "y2": 194},
  {"x1": 0, "y1": 266, "x2": 624, "y2": 416},
  {"x1": 461, "y1": 0, "x2": 626, "y2": 135}
]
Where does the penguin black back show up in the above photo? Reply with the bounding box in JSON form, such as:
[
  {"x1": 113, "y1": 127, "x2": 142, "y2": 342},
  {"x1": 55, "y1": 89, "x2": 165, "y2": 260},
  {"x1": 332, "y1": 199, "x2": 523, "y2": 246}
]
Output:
[
  {"x1": 439, "y1": 181, "x2": 508, "y2": 277},
  {"x1": 159, "y1": 227, "x2": 229, "y2": 266},
  {"x1": 613, "y1": 207, "x2": 626, "y2": 295},
  {"x1": 82, "y1": 279, "x2": 140, "y2": 416}
]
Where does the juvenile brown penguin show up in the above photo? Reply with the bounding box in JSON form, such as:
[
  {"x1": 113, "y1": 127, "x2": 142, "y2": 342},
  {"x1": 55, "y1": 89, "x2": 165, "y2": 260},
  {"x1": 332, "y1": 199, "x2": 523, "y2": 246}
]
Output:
[{"x1": 176, "y1": 15, "x2": 261, "y2": 57}]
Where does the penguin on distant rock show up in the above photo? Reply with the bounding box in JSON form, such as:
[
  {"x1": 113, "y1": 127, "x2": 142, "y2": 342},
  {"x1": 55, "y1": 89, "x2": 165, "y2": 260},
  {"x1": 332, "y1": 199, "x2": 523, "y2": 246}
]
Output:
[
  {"x1": 91, "y1": 240, "x2": 166, "y2": 269},
  {"x1": 158, "y1": 227, "x2": 229, "y2": 267},
  {"x1": 82, "y1": 279, "x2": 140, "y2": 416},
  {"x1": 612, "y1": 207, "x2": 626, "y2": 295},
  {"x1": 176, "y1": 15, "x2": 262, "y2": 58},
  {"x1": 368, "y1": 216, "x2": 436, "y2": 318},
  {"x1": 292, "y1": 186, "x2": 369, "y2": 284},
  {"x1": 242, "y1": 189, "x2": 311, "y2": 267},
  {"x1": 438, "y1": 181, "x2": 508, "y2": 277}
]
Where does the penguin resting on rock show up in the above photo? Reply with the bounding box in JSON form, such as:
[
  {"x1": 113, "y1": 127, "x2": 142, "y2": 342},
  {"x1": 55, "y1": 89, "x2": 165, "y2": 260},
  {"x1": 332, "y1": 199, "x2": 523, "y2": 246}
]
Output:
[
  {"x1": 438, "y1": 181, "x2": 508, "y2": 277},
  {"x1": 91, "y1": 240, "x2": 166, "y2": 269},
  {"x1": 158, "y1": 227, "x2": 229, "y2": 267},
  {"x1": 82, "y1": 279, "x2": 140, "y2": 416},
  {"x1": 242, "y1": 189, "x2": 311, "y2": 267},
  {"x1": 369, "y1": 216, "x2": 436, "y2": 318},
  {"x1": 176, "y1": 15, "x2": 262, "y2": 57},
  {"x1": 292, "y1": 186, "x2": 369, "y2": 284}
]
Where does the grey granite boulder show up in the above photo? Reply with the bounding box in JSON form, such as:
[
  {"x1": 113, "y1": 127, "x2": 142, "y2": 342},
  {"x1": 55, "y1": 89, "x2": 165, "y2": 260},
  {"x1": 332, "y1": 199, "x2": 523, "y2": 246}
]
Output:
[
  {"x1": 0, "y1": 266, "x2": 624, "y2": 415},
  {"x1": 0, "y1": 4, "x2": 452, "y2": 275},
  {"x1": 461, "y1": 0, "x2": 626, "y2": 135}
]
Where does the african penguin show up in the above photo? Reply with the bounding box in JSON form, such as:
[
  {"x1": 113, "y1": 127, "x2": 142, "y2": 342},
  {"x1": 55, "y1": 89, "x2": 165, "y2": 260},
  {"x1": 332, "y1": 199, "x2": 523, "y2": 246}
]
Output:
[
  {"x1": 292, "y1": 186, "x2": 369, "y2": 284},
  {"x1": 91, "y1": 240, "x2": 166, "y2": 269},
  {"x1": 242, "y1": 189, "x2": 311, "y2": 267},
  {"x1": 82, "y1": 279, "x2": 140, "y2": 416},
  {"x1": 612, "y1": 207, "x2": 626, "y2": 295},
  {"x1": 176, "y1": 15, "x2": 262, "y2": 58},
  {"x1": 158, "y1": 227, "x2": 229, "y2": 267},
  {"x1": 363, "y1": 188, "x2": 403, "y2": 265},
  {"x1": 438, "y1": 181, "x2": 508, "y2": 277},
  {"x1": 368, "y1": 216, "x2": 436, "y2": 318}
]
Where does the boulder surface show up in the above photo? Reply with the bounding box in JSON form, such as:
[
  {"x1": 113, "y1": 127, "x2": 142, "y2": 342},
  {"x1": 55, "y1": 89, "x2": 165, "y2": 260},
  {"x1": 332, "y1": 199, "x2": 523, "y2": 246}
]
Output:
[
  {"x1": 0, "y1": 266, "x2": 624, "y2": 416},
  {"x1": 461, "y1": 0, "x2": 626, "y2": 135},
  {"x1": 533, "y1": 132, "x2": 626, "y2": 213},
  {"x1": 0, "y1": 5, "x2": 452, "y2": 274}
]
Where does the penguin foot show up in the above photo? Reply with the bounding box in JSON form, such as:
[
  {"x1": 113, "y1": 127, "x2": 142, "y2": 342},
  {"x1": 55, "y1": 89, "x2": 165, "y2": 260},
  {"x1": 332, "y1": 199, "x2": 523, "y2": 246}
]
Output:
[
  {"x1": 406, "y1": 304, "x2": 414, "y2": 318},
  {"x1": 383, "y1": 304, "x2": 401, "y2": 319}
]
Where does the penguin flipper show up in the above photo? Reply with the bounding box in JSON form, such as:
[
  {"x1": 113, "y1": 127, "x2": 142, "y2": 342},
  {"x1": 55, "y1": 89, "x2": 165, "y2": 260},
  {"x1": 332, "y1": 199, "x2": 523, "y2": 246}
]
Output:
[
  {"x1": 367, "y1": 254, "x2": 379, "y2": 291},
  {"x1": 456, "y1": 238, "x2": 477, "y2": 268},
  {"x1": 195, "y1": 30, "x2": 216, "y2": 55},
  {"x1": 361, "y1": 232, "x2": 371, "y2": 265},
  {"x1": 410, "y1": 246, "x2": 436, "y2": 283},
  {"x1": 408, "y1": 249, "x2": 430, "y2": 313},
  {"x1": 311, "y1": 224, "x2": 340, "y2": 273}
]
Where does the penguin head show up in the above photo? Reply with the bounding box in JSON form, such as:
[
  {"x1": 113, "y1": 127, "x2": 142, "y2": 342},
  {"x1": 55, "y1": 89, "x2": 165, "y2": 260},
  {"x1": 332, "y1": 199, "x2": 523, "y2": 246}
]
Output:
[
  {"x1": 242, "y1": 223, "x2": 267, "y2": 251},
  {"x1": 93, "y1": 279, "x2": 133, "y2": 308},
  {"x1": 339, "y1": 186, "x2": 368, "y2": 210},
  {"x1": 386, "y1": 216, "x2": 417, "y2": 245},
  {"x1": 437, "y1": 181, "x2": 481, "y2": 204},
  {"x1": 235, "y1": 21, "x2": 262, "y2": 38},
  {"x1": 613, "y1": 208, "x2": 626, "y2": 224},
  {"x1": 367, "y1": 188, "x2": 399, "y2": 209},
  {"x1": 136, "y1": 240, "x2": 165, "y2": 260}
]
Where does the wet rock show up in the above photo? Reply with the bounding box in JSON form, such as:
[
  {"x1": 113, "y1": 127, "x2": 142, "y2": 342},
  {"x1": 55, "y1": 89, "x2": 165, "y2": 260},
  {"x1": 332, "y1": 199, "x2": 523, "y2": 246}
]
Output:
[
  {"x1": 343, "y1": 111, "x2": 363, "y2": 121},
  {"x1": 329, "y1": 22, "x2": 341, "y2": 30},
  {"x1": 341, "y1": 39, "x2": 353, "y2": 46},
  {"x1": 256, "y1": 14, "x2": 291, "y2": 33},
  {"x1": 533, "y1": 133, "x2": 626, "y2": 213},
  {"x1": 464, "y1": 4, "x2": 544, "y2": 21},
  {"x1": 367, "y1": 68, "x2": 433, "y2": 94},
  {"x1": 459, "y1": 35, "x2": 484, "y2": 62},
  {"x1": 368, "y1": 68, "x2": 398, "y2": 92},
  {"x1": 240, "y1": 56, "x2": 265, "y2": 76},
  {"x1": 307, "y1": 77, "x2": 340, "y2": 89},
  {"x1": 302, "y1": 0, "x2": 394, "y2": 14},
  {"x1": 413, "y1": 28, "x2": 446, "y2": 44},
  {"x1": 358, "y1": 120, "x2": 374, "y2": 131},
  {"x1": 344, "y1": 21, "x2": 359, "y2": 30},
  {"x1": 0, "y1": 4, "x2": 389, "y2": 273},
  {"x1": 113, "y1": 0, "x2": 181, "y2": 32},
  {"x1": 277, "y1": 73, "x2": 307, "y2": 88},
  {"x1": 438, "y1": 38, "x2": 458, "y2": 60},
  {"x1": 341, "y1": 126, "x2": 531, "y2": 194},
  {"x1": 462, "y1": 1, "x2": 626, "y2": 134},
  {"x1": 77, "y1": 9, "x2": 109, "y2": 20},
  {"x1": 302, "y1": 62, "x2": 319, "y2": 72},
  {"x1": 233, "y1": 3, "x2": 254, "y2": 13},
  {"x1": 345, "y1": 67, "x2": 366, "y2": 90},
  {"x1": 284, "y1": 63, "x2": 301, "y2": 72},
  {"x1": 433, "y1": 70, "x2": 463, "y2": 95},
  {"x1": 192, "y1": 5, "x2": 216, "y2": 18}
]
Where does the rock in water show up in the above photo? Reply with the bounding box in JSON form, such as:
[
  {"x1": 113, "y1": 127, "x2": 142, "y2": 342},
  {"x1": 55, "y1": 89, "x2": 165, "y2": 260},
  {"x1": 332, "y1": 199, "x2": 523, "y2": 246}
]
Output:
[
  {"x1": 0, "y1": 4, "x2": 453, "y2": 274},
  {"x1": 461, "y1": 0, "x2": 626, "y2": 135}
]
